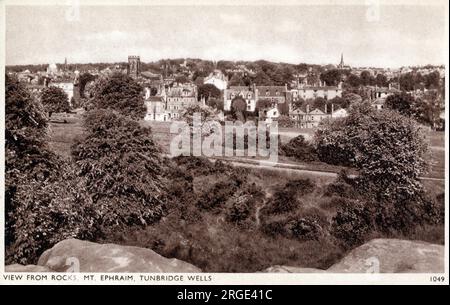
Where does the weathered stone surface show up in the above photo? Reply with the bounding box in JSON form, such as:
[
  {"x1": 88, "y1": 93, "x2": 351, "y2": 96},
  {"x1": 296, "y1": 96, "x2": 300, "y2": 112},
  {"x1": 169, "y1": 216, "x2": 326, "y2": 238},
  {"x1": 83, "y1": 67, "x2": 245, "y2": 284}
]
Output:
[
  {"x1": 37, "y1": 239, "x2": 201, "y2": 273},
  {"x1": 328, "y1": 239, "x2": 445, "y2": 273},
  {"x1": 5, "y1": 264, "x2": 52, "y2": 272},
  {"x1": 262, "y1": 239, "x2": 445, "y2": 273},
  {"x1": 260, "y1": 265, "x2": 327, "y2": 273}
]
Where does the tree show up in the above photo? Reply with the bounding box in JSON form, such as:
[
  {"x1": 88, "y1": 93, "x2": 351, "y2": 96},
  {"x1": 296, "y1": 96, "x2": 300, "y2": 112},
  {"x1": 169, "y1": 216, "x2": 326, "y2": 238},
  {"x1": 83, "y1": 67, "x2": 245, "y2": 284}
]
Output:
[
  {"x1": 79, "y1": 72, "x2": 97, "y2": 97},
  {"x1": 252, "y1": 70, "x2": 272, "y2": 86},
  {"x1": 207, "y1": 98, "x2": 224, "y2": 111},
  {"x1": 320, "y1": 69, "x2": 342, "y2": 86},
  {"x1": 5, "y1": 75, "x2": 95, "y2": 264},
  {"x1": 346, "y1": 74, "x2": 361, "y2": 88},
  {"x1": 313, "y1": 97, "x2": 327, "y2": 111},
  {"x1": 375, "y1": 74, "x2": 388, "y2": 87},
  {"x1": 229, "y1": 73, "x2": 244, "y2": 86},
  {"x1": 385, "y1": 92, "x2": 415, "y2": 117},
  {"x1": 315, "y1": 107, "x2": 428, "y2": 201},
  {"x1": 71, "y1": 109, "x2": 167, "y2": 231},
  {"x1": 413, "y1": 91, "x2": 443, "y2": 129},
  {"x1": 90, "y1": 73, "x2": 146, "y2": 119},
  {"x1": 360, "y1": 70, "x2": 374, "y2": 86},
  {"x1": 197, "y1": 84, "x2": 221, "y2": 102},
  {"x1": 399, "y1": 72, "x2": 416, "y2": 91},
  {"x1": 343, "y1": 92, "x2": 362, "y2": 108},
  {"x1": 291, "y1": 97, "x2": 305, "y2": 110},
  {"x1": 328, "y1": 96, "x2": 348, "y2": 109},
  {"x1": 175, "y1": 75, "x2": 189, "y2": 84},
  {"x1": 230, "y1": 97, "x2": 247, "y2": 121},
  {"x1": 41, "y1": 86, "x2": 70, "y2": 117},
  {"x1": 425, "y1": 71, "x2": 440, "y2": 89}
]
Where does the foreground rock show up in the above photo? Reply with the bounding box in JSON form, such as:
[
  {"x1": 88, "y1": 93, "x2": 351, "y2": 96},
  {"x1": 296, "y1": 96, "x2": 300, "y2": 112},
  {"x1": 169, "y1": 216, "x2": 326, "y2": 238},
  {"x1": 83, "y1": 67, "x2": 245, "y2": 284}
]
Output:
[
  {"x1": 328, "y1": 238, "x2": 444, "y2": 273},
  {"x1": 263, "y1": 239, "x2": 444, "y2": 273},
  {"x1": 36, "y1": 239, "x2": 201, "y2": 273},
  {"x1": 5, "y1": 264, "x2": 52, "y2": 272}
]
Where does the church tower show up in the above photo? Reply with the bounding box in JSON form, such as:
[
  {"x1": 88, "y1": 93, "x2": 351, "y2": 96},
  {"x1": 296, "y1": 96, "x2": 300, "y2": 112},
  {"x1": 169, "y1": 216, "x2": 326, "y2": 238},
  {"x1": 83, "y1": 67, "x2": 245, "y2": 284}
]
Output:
[
  {"x1": 339, "y1": 53, "x2": 344, "y2": 68},
  {"x1": 128, "y1": 55, "x2": 141, "y2": 78}
]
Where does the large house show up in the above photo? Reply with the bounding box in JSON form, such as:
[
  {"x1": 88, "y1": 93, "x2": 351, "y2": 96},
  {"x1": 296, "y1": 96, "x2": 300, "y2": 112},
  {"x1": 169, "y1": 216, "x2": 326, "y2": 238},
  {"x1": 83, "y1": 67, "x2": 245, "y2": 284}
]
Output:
[
  {"x1": 144, "y1": 96, "x2": 169, "y2": 121},
  {"x1": 289, "y1": 103, "x2": 348, "y2": 128},
  {"x1": 289, "y1": 106, "x2": 330, "y2": 128},
  {"x1": 144, "y1": 82, "x2": 200, "y2": 121},
  {"x1": 224, "y1": 84, "x2": 289, "y2": 114},
  {"x1": 204, "y1": 69, "x2": 228, "y2": 91},
  {"x1": 291, "y1": 82, "x2": 342, "y2": 101}
]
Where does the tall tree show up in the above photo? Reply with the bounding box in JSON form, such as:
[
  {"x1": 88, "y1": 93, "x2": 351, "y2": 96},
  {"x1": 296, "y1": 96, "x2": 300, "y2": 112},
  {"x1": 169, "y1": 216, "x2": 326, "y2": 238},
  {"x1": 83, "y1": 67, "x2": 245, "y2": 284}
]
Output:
[
  {"x1": 41, "y1": 86, "x2": 70, "y2": 117},
  {"x1": 90, "y1": 73, "x2": 146, "y2": 119},
  {"x1": 385, "y1": 92, "x2": 415, "y2": 117}
]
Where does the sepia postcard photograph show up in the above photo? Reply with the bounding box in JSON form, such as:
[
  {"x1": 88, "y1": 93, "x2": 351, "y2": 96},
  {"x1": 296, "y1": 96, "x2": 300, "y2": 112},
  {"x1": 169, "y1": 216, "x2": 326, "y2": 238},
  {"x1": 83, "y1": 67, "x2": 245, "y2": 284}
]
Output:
[{"x1": 0, "y1": 0, "x2": 448, "y2": 289}]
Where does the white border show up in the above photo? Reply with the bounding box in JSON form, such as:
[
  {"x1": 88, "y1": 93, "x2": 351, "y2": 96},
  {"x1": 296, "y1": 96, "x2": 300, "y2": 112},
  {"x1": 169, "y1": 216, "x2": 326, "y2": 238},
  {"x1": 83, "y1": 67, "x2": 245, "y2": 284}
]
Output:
[{"x1": 0, "y1": 0, "x2": 448, "y2": 285}]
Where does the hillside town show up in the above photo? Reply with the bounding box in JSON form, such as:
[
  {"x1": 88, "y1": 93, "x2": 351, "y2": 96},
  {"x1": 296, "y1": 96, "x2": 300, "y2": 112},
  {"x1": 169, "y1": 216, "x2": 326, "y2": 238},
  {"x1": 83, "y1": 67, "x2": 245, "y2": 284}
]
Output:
[{"x1": 7, "y1": 54, "x2": 445, "y2": 130}]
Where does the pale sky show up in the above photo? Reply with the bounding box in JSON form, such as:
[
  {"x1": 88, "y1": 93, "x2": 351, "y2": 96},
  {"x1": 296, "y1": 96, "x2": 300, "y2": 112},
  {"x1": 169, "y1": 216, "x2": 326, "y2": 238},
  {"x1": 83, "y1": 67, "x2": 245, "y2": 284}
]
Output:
[{"x1": 5, "y1": 4, "x2": 448, "y2": 68}]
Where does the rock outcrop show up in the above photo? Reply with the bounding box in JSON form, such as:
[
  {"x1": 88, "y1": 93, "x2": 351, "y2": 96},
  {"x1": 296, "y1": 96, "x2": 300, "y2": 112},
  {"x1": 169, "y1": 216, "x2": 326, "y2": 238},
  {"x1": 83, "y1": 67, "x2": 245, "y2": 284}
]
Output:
[
  {"x1": 328, "y1": 238, "x2": 445, "y2": 273},
  {"x1": 262, "y1": 239, "x2": 445, "y2": 273},
  {"x1": 6, "y1": 238, "x2": 444, "y2": 273},
  {"x1": 35, "y1": 239, "x2": 201, "y2": 273},
  {"x1": 5, "y1": 264, "x2": 52, "y2": 272}
]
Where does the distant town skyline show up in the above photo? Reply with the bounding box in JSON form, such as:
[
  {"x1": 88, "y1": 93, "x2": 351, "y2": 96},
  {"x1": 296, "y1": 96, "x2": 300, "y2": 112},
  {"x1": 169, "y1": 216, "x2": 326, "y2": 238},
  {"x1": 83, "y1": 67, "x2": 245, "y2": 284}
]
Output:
[{"x1": 6, "y1": 4, "x2": 447, "y2": 68}]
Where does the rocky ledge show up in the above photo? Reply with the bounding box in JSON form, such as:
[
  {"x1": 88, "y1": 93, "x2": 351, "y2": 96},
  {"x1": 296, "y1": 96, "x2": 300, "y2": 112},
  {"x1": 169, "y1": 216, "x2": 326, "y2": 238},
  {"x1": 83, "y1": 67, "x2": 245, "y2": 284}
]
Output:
[{"x1": 6, "y1": 238, "x2": 444, "y2": 273}]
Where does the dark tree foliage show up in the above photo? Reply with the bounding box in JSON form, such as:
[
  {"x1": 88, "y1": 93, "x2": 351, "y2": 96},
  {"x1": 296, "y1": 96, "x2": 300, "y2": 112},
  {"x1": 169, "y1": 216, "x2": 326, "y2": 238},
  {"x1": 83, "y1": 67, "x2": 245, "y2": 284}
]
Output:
[
  {"x1": 315, "y1": 107, "x2": 428, "y2": 200},
  {"x1": 280, "y1": 135, "x2": 318, "y2": 162},
  {"x1": 264, "y1": 179, "x2": 315, "y2": 214},
  {"x1": 197, "y1": 83, "x2": 221, "y2": 102},
  {"x1": 5, "y1": 75, "x2": 95, "y2": 264},
  {"x1": 71, "y1": 109, "x2": 167, "y2": 232},
  {"x1": 79, "y1": 72, "x2": 97, "y2": 97},
  {"x1": 90, "y1": 73, "x2": 146, "y2": 119},
  {"x1": 385, "y1": 92, "x2": 415, "y2": 117},
  {"x1": 41, "y1": 86, "x2": 70, "y2": 117},
  {"x1": 320, "y1": 69, "x2": 342, "y2": 86}
]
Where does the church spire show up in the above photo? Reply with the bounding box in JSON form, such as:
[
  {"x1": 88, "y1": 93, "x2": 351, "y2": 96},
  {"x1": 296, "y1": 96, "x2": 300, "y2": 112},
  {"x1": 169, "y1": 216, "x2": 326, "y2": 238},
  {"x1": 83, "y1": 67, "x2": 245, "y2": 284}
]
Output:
[{"x1": 340, "y1": 53, "x2": 344, "y2": 66}]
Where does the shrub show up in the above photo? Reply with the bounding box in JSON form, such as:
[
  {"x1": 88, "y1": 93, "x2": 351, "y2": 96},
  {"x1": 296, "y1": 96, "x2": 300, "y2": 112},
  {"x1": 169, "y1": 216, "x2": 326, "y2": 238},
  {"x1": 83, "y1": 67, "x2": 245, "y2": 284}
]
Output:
[
  {"x1": 288, "y1": 218, "x2": 323, "y2": 241},
  {"x1": 331, "y1": 199, "x2": 373, "y2": 248},
  {"x1": 226, "y1": 183, "x2": 264, "y2": 224},
  {"x1": 280, "y1": 135, "x2": 318, "y2": 162},
  {"x1": 226, "y1": 195, "x2": 252, "y2": 223},
  {"x1": 196, "y1": 180, "x2": 239, "y2": 211},
  {"x1": 264, "y1": 179, "x2": 315, "y2": 214}
]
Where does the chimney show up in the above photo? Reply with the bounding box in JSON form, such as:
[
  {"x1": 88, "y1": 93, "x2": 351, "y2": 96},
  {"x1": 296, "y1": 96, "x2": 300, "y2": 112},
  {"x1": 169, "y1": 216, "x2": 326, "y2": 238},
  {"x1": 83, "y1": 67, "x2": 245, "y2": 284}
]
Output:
[
  {"x1": 325, "y1": 103, "x2": 328, "y2": 114},
  {"x1": 306, "y1": 104, "x2": 310, "y2": 113},
  {"x1": 389, "y1": 83, "x2": 392, "y2": 90},
  {"x1": 331, "y1": 103, "x2": 334, "y2": 116}
]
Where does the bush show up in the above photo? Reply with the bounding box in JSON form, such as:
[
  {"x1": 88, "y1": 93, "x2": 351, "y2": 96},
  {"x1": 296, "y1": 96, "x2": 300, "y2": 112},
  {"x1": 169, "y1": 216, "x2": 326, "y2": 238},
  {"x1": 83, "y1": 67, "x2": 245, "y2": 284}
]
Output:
[
  {"x1": 226, "y1": 183, "x2": 264, "y2": 224},
  {"x1": 331, "y1": 199, "x2": 373, "y2": 248},
  {"x1": 280, "y1": 135, "x2": 318, "y2": 162},
  {"x1": 71, "y1": 109, "x2": 167, "y2": 231},
  {"x1": 196, "y1": 180, "x2": 239, "y2": 211},
  {"x1": 264, "y1": 179, "x2": 315, "y2": 214}
]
